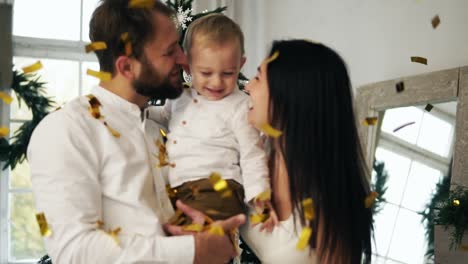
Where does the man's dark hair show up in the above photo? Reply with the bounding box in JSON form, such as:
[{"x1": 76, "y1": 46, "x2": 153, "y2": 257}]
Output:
[{"x1": 89, "y1": 0, "x2": 174, "y2": 74}]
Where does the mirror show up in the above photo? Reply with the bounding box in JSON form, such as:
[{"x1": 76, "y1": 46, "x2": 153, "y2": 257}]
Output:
[
  {"x1": 373, "y1": 102, "x2": 456, "y2": 263},
  {"x1": 355, "y1": 66, "x2": 468, "y2": 263}
]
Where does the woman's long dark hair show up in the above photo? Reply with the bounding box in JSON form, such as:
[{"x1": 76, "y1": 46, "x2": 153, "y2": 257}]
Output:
[{"x1": 267, "y1": 40, "x2": 373, "y2": 263}]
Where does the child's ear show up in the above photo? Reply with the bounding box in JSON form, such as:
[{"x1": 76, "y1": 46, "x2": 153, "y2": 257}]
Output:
[{"x1": 240, "y1": 56, "x2": 247, "y2": 68}]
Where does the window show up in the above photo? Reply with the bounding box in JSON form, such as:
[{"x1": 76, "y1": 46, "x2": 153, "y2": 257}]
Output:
[
  {"x1": 1, "y1": 1, "x2": 100, "y2": 263},
  {"x1": 372, "y1": 103, "x2": 456, "y2": 264}
]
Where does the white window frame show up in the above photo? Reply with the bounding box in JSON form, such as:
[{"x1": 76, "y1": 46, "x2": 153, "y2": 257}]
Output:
[
  {"x1": 0, "y1": 1, "x2": 98, "y2": 263},
  {"x1": 373, "y1": 106, "x2": 455, "y2": 264}
]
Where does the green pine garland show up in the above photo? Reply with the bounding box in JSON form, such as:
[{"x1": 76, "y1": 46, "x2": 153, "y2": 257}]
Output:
[
  {"x1": 0, "y1": 70, "x2": 54, "y2": 171},
  {"x1": 435, "y1": 186, "x2": 468, "y2": 249},
  {"x1": 372, "y1": 159, "x2": 389, "y2": 216},
  {"x1": 421, "y1": 161, "x2": 468, "y2": 259}
]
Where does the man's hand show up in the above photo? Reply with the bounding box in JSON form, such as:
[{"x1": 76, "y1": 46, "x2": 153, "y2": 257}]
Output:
[{"x1": 164, "y1": 200, "x2": 246, "y2": 264}]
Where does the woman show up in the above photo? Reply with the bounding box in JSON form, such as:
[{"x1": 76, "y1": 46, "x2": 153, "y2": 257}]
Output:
[{"x1": 241, "y1": 40, "x2": 373, "y2": 263}]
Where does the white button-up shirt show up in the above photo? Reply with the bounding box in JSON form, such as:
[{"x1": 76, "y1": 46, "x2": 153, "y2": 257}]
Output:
[
  {"x1": 28, "y1": 86, "x2": 194, "y2": 264},
  {"x1": 149, "y1": 87, "x2": 270, "y2": 202}
]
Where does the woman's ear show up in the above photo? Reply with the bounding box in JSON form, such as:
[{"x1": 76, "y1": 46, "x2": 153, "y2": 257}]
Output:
[{"x1": 115, "y1": 56, "x2": 136, "y2": 79}]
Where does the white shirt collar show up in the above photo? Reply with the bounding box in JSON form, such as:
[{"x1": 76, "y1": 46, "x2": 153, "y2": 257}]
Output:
[{"x1": 91, "y1": 85, "x2": 143, "y2": 119}]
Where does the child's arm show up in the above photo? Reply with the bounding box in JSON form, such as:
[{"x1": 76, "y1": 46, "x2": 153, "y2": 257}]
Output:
[
  {"x1": 229, "y1": 99, "x2": 279, "y2": 231},
  {"x1": 229, "y1": 99, "x2": 270, "y2": 203}
]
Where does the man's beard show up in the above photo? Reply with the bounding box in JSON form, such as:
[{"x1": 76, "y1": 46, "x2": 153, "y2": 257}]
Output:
[{"x1": 133, "y1": 55, "x2": 183, "y2": 101}]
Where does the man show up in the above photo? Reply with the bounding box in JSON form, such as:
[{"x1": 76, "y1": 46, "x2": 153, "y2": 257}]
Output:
[{"x1": 27, "y1": 0, "x2": 244, "y2": 263}]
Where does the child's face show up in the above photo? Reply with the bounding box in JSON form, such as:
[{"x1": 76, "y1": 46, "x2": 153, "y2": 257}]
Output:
[{"x1": 189, "y1": 40, "x2": 246, "y2": 101}]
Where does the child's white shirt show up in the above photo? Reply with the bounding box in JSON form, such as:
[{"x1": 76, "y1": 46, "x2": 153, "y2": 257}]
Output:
[{"x1": 149, "y1": 87, "x2": 270, "y2": 202}]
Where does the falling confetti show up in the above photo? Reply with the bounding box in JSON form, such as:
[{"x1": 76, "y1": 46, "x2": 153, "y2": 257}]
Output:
[
  {"x1": 302, "y1": 198, "x2": 315, "y2": 221},
  {"x1": 365, "y1": 191, "x2": 379, "y2": 208},
  {"x1": 425, "y1": 104, "x2": 434, "y2": 112},
  {"x1": 86, "y1": 95, "x2": 121, "y2": 138},
  {"x1": 250, "y1": 213, "x2": 268, "y2": 225},
  {"x1": 410, "y1": 56, "x2": 428, "y2": 65},
  {"x1": 395, "y1": 81, "x2": 405, "y2": 93},
  {"x1": 296, "y1": 226, "x2": 312, "y2": 250},
  {"x1": 0, "y1": 127, "x2": 9, "y2": 138},
  {"x1": 453, "y1": 199, "x2": 460, "y2": 206},
  {"x1": 128, "y1": 0, "x2": 154, "y2": 9},
  {"x1": 107, "y1": 227, "x2": 121, "y2": 245},
  {"x1": 431, "y1": 15, "x2": 440, "y2": 29},
  {"x1": 207, "y1": 224, "x2": 225, "y2": 236},
  {"x1": 260, "y1": 124, "x2": 283, "y2": 138},
  {"x1": 85, "y1": 42, "x2": 107, "y2": 53},
  {"x1": 0, "y1": 91, "x2": 13, "y2": 104},
  {"x1": 264, "y1": 51, "x2": 280, "y2": 64},
  {"x1": 22, "y1": 61, "x2": 43, "y2": 73},
  {"x1": 86, "y1": 69, "x2": 112, "y2": 81},
  {"x1": 393, "y1": 121, "x2": 416, "y2": 133},
  {"x1": 363, "y1": 117, "x2": 378, "y2": 126},
  {"x1": 183, "y1": 223, "x2": 203, "y2": 232},
  {"x1": 35, "y1": 212, "x2": 52, "y2": 237}
]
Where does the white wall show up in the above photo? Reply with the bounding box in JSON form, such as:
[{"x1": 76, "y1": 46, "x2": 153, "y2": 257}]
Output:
[{"x1": 197, "y1": 0, "x2": 468, "y2": 89}]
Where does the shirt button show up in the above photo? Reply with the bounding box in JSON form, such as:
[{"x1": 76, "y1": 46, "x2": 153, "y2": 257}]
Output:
[
  {"x1": 193, "y1": 99, "x2": 198, "y2": 103},
  {"x1": 173, "y1": 140, "x2": 177, "y2": 144},
  {"x1": 182, "y1": 120, "x2": 187, "y2": 125}
]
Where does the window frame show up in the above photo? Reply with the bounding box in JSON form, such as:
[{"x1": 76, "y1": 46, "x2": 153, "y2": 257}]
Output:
[{"x1": 0, "y1": 1, "x2": 99, "y2": 263}]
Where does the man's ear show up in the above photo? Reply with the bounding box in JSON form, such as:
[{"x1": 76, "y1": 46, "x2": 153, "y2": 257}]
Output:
[{"x1": 115, "y1": 56, "x2": 137, "y2": 79}]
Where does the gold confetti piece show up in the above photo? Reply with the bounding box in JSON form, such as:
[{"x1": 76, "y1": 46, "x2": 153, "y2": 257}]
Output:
[
  {"x1": 22, "y1": 61, "x2": 43, "y2": 74},
  {"x1": 363, "y1": 117, "x2": 378, "y2": 126},
  {"x1": 425, "y1": 104, "x2": 434, "y2": 112},
  {"x1": 209, "y1": 172, "x2": 228, "y2": 192},
  {"x1": 296, "y1": 226, "x2": 312, "y2": 250},
  {"x1": 453, "y1": 199, "x2": 460, "y2": 206},
  {"x1": 250, "y1": 214, "x2": 268, "y2": 225},
  {"x1": 85, "y1": 41, "x2": 107, "y2": 53},
  {"x1": 159, "y1": 128, "x2": 167, "y2": 138},
  {"x1": 166, "y1": 184, "x2": 178, "y2": 199},
  {"x1": 205, "y1": 209, "x2": 222, "y2": 216},
  {"x1": 220, "y1": 189, "x2": 233, "y2": 199},
  {"x1": 86, "y1": 69, "x2": 112, "y2": 81},
  {"x1": 155, "y1": 139, "x2": 171, "y2": 167},
  {"x1": 125, "y1": 42, "x2": 132, "y2": 56},
  {"x1": 121, "y1": 32, "x2": 129, "y2": 42},
  {"x1": 183, "y1": 223, "x2": 203, "y2": 232},
  {"x1": 207, "y1": 224, "x2": 225, "y2": 236},
  {"x1": 432, "y1": 15, "x2": 440, "y2": 29},
  {"x1": 0, "y1": 127, "x2": 9, "y2": 138},
  {"x1": 302, "y1": 198, "x2": 315, "y2": 221},
  {"x1": 264, "y1": 51, "x2": 280, "y2": 64},
  {"x1": 393, "y1": 121, "x2": 415, "y2": 133},
  {"x1": 0, "y1": 91, "x2": 13, "y2": 104},
  {"x1": 260, "y1": 123, "x2": 283, "y2": 138},
  {"x1": 96, "y1": 220, "x2": 105, "y2": 229},
  {"x1": 256, "y1": 190, "x2": 272, "y2": 202},
  {"x1": 365, "y1": 191, "x2": 379, "y2": 208},
  {"x1": 129, "y1": 0, "x2": 155, "y2": 8},
  {"x1": 107, "y1": 227, "x2": 121, "y2": 245},
  {"x1": 104, "y1": 121, "x2": 121, "y2": 138},
  {"x1": 410, "y1": 56, "x2": 428, "y2": 65},
  {"x1": 395, "y1": 81, "x2": 405, "y2": 93},
  {"x1": 35, "y1": 212, "x2": 52, "y2": 237}
]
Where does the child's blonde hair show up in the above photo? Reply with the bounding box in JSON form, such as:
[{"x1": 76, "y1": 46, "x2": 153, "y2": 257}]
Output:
[{"x1": 183, "y1": 14, "x2": 245, "y2": 59}]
